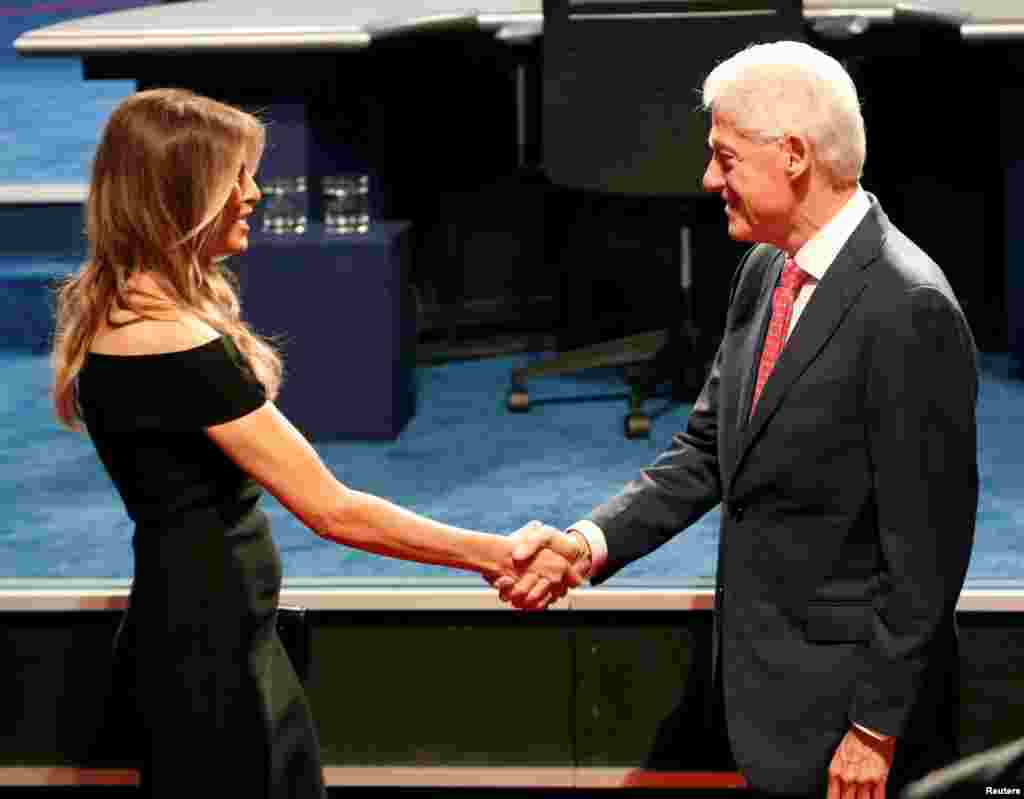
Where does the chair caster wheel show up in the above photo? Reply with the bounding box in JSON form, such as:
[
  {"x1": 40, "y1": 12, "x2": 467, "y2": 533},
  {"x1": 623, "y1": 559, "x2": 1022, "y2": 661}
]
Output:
[
  {"x1": 625, "y1": 413, "x2": 650, "y2": 438},
  {"x1": 507, "y1": 388, "x2": 530, "y2": 412}
]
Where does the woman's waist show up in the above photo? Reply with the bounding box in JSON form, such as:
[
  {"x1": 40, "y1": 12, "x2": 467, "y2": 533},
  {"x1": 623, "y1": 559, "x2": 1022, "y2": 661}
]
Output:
[
  {"x1": 128, "y1": 482, "x2": 263, "y2": 530},
  {"x1": 128, "y1": 502, "x2": 282, "y2": 614}
]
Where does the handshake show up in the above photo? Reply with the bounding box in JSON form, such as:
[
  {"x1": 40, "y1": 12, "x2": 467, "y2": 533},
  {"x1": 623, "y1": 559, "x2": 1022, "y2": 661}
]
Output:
[{"x1": 485, "y1": 520, "x2": 592, "y2": 610}]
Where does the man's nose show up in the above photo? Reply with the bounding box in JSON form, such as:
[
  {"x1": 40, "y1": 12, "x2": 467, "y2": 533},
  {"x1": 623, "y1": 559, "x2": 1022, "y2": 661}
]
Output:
[{"x1": 702, "y1": 162, "x2": 720, "y2": 193}]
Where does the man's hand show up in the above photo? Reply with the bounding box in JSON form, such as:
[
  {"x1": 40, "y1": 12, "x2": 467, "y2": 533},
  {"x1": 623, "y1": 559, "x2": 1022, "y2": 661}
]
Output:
[
  {"x1": 483, "y1": 521, "x2": 586, "y2": 610},
  {"x1": 827, "y1": 725, "x2": 896, "y2": 799}
]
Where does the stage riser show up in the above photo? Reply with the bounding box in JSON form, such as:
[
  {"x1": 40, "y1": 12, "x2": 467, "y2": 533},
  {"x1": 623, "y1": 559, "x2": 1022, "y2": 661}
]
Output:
[
  {"x1": 0, "y1": 199, "x2": 84, "y2": 353},
  {"x1": 2, "y1": 606, "x2": 1023, "y2": 789},
  {"x1": 0, "y1": 204, "x2": 86, "y2": 258},
  {"x1": 0, "y1": 268, "x2": 73, "y2": 353}
]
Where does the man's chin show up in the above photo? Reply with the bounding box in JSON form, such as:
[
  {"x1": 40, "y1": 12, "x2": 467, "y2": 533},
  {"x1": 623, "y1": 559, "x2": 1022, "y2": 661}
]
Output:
[{"x1": 726, "y1": 221, "x2": 754, "y2": 242}]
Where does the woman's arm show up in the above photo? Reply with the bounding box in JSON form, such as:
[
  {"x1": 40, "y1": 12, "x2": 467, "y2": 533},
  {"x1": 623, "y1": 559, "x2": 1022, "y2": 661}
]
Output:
[{"x1": 206, "y1": 401, "x2": 581, "y2": 584}]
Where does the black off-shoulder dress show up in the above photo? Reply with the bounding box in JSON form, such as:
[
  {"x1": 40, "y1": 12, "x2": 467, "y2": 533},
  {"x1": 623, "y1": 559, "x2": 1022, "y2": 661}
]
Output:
[{"x1": 78, "y1": 336, "x2": 326, "y2": 799}]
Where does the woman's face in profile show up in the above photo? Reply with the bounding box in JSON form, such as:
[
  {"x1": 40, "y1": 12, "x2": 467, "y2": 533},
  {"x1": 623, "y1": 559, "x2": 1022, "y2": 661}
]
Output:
[{"x1": 208, "y1": 164, "x2": 261, "y2": 259}]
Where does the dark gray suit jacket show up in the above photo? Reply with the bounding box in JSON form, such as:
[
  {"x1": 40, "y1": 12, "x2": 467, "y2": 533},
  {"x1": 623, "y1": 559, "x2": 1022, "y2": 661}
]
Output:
[{"x1": 589, "y1": 198, "x2": 978, "y2": 794}]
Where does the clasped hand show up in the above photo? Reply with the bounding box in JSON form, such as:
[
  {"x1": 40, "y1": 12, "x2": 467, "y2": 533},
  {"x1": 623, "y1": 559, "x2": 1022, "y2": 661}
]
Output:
[{"x1": 486, "y1": 521, "x2": 588, "y2": 610}]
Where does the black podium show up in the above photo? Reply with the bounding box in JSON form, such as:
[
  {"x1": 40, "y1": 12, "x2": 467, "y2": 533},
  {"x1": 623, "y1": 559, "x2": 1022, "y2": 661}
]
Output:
[{"x1": 238, "y1": 222, "x2": 417, "y2": 440}]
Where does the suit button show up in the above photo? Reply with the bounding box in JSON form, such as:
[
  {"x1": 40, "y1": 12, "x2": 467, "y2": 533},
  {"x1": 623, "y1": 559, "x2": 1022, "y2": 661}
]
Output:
[{"x1": 731, "y1": 503, "x2": 745, "y2": 522}]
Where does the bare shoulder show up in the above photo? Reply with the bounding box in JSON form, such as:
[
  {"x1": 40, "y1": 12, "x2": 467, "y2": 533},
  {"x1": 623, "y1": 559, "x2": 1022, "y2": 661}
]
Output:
[{"x1": 91, "y1": 313, "x2": 221, "y2": 356}]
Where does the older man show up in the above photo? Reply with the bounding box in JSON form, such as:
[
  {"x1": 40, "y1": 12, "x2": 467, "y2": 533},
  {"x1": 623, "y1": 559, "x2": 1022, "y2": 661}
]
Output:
[{"x1": 499, "y1": 41, "x2": 978, "y2": 799}]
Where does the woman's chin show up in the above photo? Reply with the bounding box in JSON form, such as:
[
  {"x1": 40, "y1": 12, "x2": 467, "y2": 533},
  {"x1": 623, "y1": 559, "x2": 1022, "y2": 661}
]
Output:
[{"x1": 224, "y1": 232, "x2": 250, "y2": 256}]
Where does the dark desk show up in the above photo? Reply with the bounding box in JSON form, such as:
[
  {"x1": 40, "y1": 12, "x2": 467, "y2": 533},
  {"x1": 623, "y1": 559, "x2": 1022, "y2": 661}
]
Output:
[{"x1": 239, "y1": 222, "x2": 416, "y2": 440}]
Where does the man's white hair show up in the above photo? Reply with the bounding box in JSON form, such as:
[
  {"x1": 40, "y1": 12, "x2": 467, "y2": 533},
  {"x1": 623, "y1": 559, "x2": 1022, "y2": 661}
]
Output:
[{"x1": 702, "y1": 40, "x2": 866, "y2": 187}]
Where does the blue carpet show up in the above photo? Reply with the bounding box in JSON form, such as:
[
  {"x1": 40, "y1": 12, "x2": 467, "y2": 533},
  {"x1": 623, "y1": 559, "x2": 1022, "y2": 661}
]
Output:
[{"x1": 0, "y1": 340, "x2": 1021, "y2": 587}]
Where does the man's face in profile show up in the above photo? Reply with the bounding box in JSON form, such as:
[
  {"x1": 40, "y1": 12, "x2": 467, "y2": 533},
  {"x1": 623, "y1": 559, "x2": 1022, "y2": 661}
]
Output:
[{"x1": 703, "y1": 111, "x2": 796, "y2": 248}]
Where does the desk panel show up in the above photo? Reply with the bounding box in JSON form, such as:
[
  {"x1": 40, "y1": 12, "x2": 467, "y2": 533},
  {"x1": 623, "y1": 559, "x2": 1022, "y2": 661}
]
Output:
[{"x1": 239, "y1": 222, "x2": 417, "y2": 440}]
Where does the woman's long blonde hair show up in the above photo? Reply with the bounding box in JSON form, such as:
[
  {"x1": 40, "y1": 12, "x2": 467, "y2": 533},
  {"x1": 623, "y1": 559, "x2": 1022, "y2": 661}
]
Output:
[{"x1": 52, "y1": 88, "x2": 282, "y2": 429}]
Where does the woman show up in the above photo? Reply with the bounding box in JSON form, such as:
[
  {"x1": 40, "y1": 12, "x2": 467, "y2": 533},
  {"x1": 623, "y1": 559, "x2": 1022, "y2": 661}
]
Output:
[{"x1": 51, "y1": 88, "x2": 581, "y2": 798}]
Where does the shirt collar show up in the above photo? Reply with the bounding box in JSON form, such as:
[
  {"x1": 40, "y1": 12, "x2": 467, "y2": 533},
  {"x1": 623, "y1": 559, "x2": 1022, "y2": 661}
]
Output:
[{"x1": 792, "y1": 186, "x2": 871, "y2": 282}]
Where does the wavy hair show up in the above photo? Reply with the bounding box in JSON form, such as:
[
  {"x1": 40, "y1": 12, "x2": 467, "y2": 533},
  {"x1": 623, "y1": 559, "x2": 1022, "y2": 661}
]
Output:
[
  {"x1": 52, "y1": 88, "x2": 282, "y2": 429},
  {"x1": 702, "y1": 41, "x2": 866, "y2": 188}
]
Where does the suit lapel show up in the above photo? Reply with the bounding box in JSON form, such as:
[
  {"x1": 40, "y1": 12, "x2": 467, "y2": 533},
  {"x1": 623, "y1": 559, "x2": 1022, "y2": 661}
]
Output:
[{"x1": 728, "y1": 201, "x2": 888, "y2": 491}]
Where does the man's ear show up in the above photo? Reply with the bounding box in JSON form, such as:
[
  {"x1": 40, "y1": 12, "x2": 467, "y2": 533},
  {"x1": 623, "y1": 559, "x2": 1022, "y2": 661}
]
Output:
[{"x1": 783, "y1": 133, "x2": 811, "y2": 179}]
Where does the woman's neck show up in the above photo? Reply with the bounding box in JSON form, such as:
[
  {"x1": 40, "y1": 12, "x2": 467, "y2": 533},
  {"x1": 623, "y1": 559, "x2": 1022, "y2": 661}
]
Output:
[{"x1": 104, "y1": 271, "x2": 180, "y2": 327}]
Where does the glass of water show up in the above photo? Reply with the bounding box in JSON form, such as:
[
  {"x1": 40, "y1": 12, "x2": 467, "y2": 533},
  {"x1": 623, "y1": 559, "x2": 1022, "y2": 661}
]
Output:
[
  {"x1": 260, "y1": 176, "x2": 307, "y2": 234},
  {"x1": 323, "y1": 174, "x2": 370, "y2": 234}
]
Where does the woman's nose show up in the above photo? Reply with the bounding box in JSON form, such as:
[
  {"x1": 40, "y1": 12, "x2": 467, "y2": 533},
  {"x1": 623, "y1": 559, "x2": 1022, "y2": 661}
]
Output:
[{"x1": 244, "y1": 173, "x2": 261, "y2": 203}]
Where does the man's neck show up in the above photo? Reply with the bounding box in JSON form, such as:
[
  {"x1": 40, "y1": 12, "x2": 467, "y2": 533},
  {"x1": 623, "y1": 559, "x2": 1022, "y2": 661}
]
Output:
[{"x1": 784, "y1": 184, "x2": 858, "y2": 255}]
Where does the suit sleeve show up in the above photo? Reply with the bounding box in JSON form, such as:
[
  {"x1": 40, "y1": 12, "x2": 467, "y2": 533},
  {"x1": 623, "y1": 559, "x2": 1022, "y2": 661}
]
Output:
[
  {"x1": 588, "y1": 343, "x2": 725, "y2": 583},
  {"x1": 587, "y1": 245, "x2": 769, "y2": 584},
  {"x1": 853, "y1": 283, "x2": 978, "y2": 736}
]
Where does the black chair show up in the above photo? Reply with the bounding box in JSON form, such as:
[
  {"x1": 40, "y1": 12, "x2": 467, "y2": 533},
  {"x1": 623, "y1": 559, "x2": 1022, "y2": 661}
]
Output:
[{"x1": 507, "y1": 0, "x2": 804, "y2": 437}]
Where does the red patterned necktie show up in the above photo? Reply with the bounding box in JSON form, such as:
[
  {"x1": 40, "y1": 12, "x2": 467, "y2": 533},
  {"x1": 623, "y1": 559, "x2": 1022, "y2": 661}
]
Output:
[{"x1": 751, "y1": 257, "x2": 810, "y2": 415}]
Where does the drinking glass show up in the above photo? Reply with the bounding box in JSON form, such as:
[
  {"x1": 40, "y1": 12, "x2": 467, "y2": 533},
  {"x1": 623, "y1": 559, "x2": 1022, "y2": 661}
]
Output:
[
  {"x1": 260, "y1": 176, "x2": 307, "y2": 234},
  {"x1": 323, "y1": 174, "x2": 370, "y2": 234}
]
